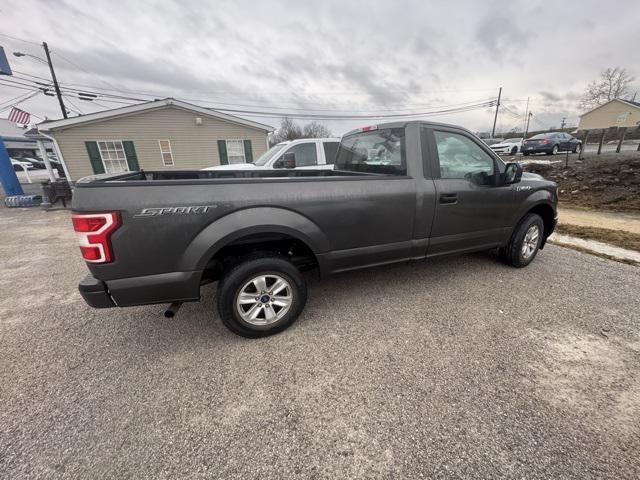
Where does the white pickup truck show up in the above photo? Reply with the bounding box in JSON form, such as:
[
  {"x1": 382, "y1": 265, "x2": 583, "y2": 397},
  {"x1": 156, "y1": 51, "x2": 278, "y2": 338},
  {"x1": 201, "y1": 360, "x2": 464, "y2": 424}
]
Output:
[{"x1": 204, "y1": 138, "x2": 340, "y2": 171}]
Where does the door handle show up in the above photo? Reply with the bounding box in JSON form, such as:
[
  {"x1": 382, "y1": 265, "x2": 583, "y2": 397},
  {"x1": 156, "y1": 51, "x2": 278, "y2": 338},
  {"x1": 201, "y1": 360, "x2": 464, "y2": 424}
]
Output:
[{"x1": 439, "y1": 193, "x2": 458, "y2": 204}]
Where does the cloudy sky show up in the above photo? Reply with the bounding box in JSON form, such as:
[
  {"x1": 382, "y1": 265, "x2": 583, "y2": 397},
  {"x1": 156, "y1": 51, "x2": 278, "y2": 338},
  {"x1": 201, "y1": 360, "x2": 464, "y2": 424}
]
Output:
[{"x1": 1, "y1": 0, "x2": 639, "y2": 136}]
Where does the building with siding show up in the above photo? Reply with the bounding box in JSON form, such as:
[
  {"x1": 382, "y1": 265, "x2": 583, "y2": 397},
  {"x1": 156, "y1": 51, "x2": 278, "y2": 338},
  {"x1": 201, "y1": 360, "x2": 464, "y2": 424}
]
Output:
[
  {"x1": 578, "y1": 98, "x2": 640, "y2": 130},
  {"x1": 37, "y1": 98, "x2": 273, "y2": 180}
]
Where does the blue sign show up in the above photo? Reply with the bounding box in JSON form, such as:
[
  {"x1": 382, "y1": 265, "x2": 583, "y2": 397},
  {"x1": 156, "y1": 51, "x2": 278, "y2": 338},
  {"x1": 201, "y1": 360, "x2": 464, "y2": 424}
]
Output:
[
  {"x1": 0, "y1": 47, "x2": 13, "y2": 76},
  {"x1": 0, "y1": 139, "x2": 24, "y2": 196}
]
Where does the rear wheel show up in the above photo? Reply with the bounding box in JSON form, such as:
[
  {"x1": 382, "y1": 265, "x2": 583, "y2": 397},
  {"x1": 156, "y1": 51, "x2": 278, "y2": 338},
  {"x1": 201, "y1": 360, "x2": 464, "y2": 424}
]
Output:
[
  {"x1": 547, "y1": 145, "x2": 559, "y2": 156},
  {"x1": 499, "y1": 213, "x2": 544, "y2": 268},
  {"x1": 217, "y1": 255, "x2": 307, "y2": 337}
]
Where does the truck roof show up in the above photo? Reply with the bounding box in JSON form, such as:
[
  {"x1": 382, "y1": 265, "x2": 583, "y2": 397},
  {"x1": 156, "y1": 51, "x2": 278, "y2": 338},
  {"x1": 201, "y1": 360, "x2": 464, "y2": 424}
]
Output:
[
  {"x1": 343, "y1": 120, "x2": 474, "y2": 137},
  {"x1": 276, "y1": 137, "x2": 341, "y2": 146}
]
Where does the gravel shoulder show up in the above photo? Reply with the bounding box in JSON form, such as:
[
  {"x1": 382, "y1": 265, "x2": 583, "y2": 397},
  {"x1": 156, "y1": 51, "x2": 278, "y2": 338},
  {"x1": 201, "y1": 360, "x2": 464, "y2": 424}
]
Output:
[{"x1": 1, "y1": 208, "x2": 639, "y2": 479}]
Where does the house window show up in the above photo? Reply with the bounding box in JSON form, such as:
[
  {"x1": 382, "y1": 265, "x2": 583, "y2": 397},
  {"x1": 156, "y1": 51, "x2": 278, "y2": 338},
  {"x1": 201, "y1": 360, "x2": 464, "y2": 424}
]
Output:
[
  {"x1": 97, "y1": 141, "x2": 129, "y2": 173},
  {"x1": 158, "y1": 140, "x2": 174, "y2": 166},
  {"x1": 226, "y1": 140, "x2": 246, "y2": 164}
]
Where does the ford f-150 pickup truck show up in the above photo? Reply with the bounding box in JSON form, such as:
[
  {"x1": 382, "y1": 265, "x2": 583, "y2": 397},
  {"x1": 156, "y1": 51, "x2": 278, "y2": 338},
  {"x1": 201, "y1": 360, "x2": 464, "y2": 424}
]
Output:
[{"x1": 72, "y1": 121, "x2": 557, "y2": 337}]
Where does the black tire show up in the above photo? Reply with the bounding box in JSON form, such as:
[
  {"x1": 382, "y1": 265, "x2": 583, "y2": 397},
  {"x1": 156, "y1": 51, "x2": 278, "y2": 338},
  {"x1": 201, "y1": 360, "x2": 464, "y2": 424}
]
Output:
[
  {"x1": 510, "y1": 146, "x2": 518, "y2": 155},
  {"x1": 499, "y1": 213, "x2": 544, "y2": 268},
  {"x1": 573, "y1": 144, "x2": 581, "y2": 154},
  {"x1": 546, "y1": 145, "x2": 559, "y2": 156},
  {"x1": 216, "y1": 255, "x2": 307, "y2": 338}
]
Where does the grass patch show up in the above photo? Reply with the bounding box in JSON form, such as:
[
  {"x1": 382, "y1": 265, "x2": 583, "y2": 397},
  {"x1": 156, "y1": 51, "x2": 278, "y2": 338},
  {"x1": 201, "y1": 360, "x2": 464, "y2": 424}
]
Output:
[{"x1": 555, "y1": 223, "x2": 640, "y2": 252}]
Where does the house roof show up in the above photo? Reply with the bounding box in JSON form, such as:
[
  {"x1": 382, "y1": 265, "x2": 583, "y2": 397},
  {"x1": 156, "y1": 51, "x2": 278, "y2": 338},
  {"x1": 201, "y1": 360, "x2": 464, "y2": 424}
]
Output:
[
  {"x1": 619, "y1": 98, "x2": 640, "y2": 108},
  {"x1": 580, "y1": 98, "x2": 640, "y2": 117},
  {"x1": 37, "y1": 98, "x2": 275, "y2": 132}
]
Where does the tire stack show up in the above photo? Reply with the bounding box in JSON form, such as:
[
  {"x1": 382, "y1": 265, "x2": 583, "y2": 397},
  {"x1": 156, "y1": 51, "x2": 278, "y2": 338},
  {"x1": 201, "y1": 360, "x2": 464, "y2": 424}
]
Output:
[{"x1": 3, "y1": 195, "x2": 43, "y2": 208}]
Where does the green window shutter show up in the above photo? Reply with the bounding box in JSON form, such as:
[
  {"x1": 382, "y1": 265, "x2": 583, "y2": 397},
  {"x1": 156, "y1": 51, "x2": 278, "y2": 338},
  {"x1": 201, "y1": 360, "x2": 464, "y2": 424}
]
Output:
[
  {"x1": 217, "y1": 140, "x2": 228, "y2": 165},
  {"x1": 85, "y1": 141, "x2": 105, "y2": 174},
  {"x1": 122, "y1": 141, "x2": 139, "y2": 171},
  {"x1": 243, "y1": 140, "x2": 253, "y2": 163}
]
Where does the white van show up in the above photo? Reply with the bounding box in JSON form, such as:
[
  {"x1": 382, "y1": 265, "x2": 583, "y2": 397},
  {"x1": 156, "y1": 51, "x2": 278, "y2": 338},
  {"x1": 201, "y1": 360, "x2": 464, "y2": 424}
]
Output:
[{"x1": 203, "y1": 138, "x2": 340, "y2": 171}]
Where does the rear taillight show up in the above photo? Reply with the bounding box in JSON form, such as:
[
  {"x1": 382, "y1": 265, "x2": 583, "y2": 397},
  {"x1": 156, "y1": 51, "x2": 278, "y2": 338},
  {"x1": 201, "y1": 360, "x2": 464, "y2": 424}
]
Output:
[
  {"x1": 539, "y1": 139, "x2": 550, "y2": 144},
  {"x1": 72, "y1": 212, "x2": 120, "y2": 263}
]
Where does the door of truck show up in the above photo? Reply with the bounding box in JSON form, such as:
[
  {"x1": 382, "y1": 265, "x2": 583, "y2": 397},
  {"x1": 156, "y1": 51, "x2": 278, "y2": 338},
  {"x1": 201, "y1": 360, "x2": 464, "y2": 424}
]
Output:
[{"x1": 422, "y1": 126, "x2": 516, "y2": 256}]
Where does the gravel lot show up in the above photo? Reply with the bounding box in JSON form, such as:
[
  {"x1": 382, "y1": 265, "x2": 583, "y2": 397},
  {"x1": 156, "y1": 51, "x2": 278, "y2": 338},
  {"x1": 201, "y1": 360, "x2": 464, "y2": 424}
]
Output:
[{"x1": 1, "y1": 208, "x2": 639, "y2": 479}]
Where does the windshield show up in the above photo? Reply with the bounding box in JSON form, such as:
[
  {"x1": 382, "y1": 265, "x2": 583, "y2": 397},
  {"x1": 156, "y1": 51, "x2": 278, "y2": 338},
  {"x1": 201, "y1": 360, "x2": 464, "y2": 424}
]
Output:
[
  {"x1": 529, "y1": 134, "x2": 548, "y2": 140},
  {"x1": 505, "y1": 138, "x2": 521, "y2": 143},
  {"x1": 253, "y1": 143, "x2": 287, "y2": 166}
]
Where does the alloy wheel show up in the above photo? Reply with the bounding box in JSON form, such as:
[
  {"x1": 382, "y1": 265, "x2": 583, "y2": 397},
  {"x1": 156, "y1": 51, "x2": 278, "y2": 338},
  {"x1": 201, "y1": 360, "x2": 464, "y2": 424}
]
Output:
[
  {"x1": 235, "y1": 274, "x2": 293, "y2": 325},
  {"x1": 521, "y1": 224, "x2": 540, "y2": 260}
]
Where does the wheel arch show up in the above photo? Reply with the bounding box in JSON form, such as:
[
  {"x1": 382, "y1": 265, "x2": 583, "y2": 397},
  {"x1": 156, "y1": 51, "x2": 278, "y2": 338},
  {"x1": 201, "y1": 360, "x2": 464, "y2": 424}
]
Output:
[
  {"x1": 516, "y1": 200, "x2": 556, "y2": 249},
  {"x1": 180, "y1": 207, "x2": 330, "y2": 273}
]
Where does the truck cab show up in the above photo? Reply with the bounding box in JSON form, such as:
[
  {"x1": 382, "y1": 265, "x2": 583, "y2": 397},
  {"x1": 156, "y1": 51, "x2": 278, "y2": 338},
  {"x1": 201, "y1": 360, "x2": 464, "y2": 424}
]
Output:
[{"x1": 203, "y1": 138, "x2": 340, "y2": 171}]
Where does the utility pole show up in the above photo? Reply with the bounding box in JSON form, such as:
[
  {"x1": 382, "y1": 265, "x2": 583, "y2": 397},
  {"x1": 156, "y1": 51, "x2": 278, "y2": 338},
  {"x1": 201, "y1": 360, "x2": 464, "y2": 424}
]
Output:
[
  {"x1": 560, "y1": 117, "x2": 566, "y2": 129},
  {"x1": 42, "y1": 42, "x2": 67, "y2": 119},
  {"x1": 524, "y1": 112, "x2": 532, "y2": 138},
  {"x1": 491, "y1": 87, "x2": 502, "y2": 139},
  {"x1": 522, "y1": 97, "x2": 530, "y2": 138}
]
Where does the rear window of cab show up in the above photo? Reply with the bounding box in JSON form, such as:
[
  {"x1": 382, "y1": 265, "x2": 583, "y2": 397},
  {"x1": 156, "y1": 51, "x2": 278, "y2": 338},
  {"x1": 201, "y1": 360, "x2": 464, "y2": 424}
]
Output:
[{"x1": 334, "y1": 128, "x2": 406, "y2": 176}]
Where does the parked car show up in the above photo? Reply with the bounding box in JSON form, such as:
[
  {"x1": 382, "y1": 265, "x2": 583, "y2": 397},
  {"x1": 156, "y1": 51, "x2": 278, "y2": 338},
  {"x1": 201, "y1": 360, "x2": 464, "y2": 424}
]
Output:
[
  {"x1": 203, "y1": 138, "x2": 340, "y2": 171},
  {"x1": 72, "y1": 120, "x2": 557, "y2": 338},
  {"x1": 10, "y1": 158, "x2": 33, "y2": 172},
  {"x1": 17, "y1": 157, "x2": 46, "y2": 169},
  {"x1": 490, "y1": 138, "x2": 523, "y2": 155},
  {"x1": 522, "y1": 132, "x2": 582, "y2": 156},
  {"x1": 482, "y1": 138, "x2": 504, "y2": 147}
]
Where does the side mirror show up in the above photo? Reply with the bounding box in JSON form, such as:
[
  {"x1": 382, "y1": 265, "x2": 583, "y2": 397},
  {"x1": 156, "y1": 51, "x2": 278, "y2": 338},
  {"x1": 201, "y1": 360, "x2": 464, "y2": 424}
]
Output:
[{"x1": 503, "y1": 162, "x2": 523, "y2": 184}]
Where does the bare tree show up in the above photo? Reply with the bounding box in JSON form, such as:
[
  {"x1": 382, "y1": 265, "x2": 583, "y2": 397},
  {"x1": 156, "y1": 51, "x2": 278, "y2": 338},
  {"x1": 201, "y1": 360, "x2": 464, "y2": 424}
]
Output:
[
  {"x1": 270, "y1": 117, "x2": 303, "y2": 144},
  {"x1": 302, "y1": 121, "x2": 332, "y2": 138},
  {"x1": 270, "y1": 117, "x2": 333, "y2": 145},
  {"x1": 579, "y1": 67, "x2": 635, "y2": 111}
]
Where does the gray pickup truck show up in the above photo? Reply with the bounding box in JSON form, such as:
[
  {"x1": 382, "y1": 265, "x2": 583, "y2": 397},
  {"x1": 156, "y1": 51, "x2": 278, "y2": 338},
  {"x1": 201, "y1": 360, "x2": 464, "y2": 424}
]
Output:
[{"x1": 72, "y1": 121, "x2": 557, "y2": 337}]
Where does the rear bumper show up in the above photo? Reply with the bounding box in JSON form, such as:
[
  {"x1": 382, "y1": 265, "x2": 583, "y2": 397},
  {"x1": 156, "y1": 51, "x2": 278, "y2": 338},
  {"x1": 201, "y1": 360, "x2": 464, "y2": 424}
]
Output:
[
  {"x1": 522, "y1": 147, "x2": 551, "y2": 154},
  {"x1": 79, "y1": 274, "x2": 116, "y2": 308},
  {"x1": 78, "y1": 271, "x2": 202, "y2": 309}
]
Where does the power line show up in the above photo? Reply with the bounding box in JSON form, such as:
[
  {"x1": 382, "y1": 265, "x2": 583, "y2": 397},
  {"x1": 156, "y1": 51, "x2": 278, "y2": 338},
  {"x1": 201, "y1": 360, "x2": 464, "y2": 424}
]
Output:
[
  {"x1": 0, "y1": 32, "x2": 41, "y2": 46},
  {"x1": 6, "y1": 75, "x2": 500, "y2": 118},
  {"x1": 13, "y1": 69, "x2": 500, "y2": 113},
  {"x1": 0, "y1": 90, "x2": 37, "y2": 109},
  {"x1": 0, "y1": 91, "x2": 44, "y2": 118},
  {"x1": 0, "y1": 79, "x2": 41, "y2": 92},
  {"x1": 61, "y1": 95, "x2": 84, "y2": 115}
]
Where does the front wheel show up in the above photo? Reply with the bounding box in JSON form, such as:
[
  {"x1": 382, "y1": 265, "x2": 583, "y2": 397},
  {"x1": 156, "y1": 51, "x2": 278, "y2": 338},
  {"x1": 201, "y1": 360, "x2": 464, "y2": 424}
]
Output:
[
  {"x1": 574, "y1": 144, "x2": 581, "y2": 154},
  {"x1": 499, "y1": 213, "x2": 544, "y2": 268},
  {"x1": 217, "y1": 255, "x2": 307, "y2": 337},
  {"x1": 510, "y1": 146, "x2": 518, "y2": 155}
]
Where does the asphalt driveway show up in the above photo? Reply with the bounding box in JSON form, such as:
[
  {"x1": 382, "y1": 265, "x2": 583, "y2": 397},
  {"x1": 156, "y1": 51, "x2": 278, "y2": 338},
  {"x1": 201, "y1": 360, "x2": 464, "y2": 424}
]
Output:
[{"x1": 1, "y1": 208, "x2": 639, "y2": 479}]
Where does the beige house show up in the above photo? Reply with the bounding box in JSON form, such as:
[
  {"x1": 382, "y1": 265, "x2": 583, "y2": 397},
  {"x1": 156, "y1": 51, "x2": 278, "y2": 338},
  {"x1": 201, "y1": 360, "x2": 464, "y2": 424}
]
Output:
[
  {"x1": 37, "y1": 98, "x2": 273, "y2": 180},
  {"x1": 578, "y1": 98, "x2": 640, "y2": 130}
]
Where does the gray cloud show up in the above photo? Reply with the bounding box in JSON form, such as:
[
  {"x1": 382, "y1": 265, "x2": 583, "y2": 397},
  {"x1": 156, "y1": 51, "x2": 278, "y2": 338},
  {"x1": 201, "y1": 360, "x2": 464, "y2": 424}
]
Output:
[{"x1": 1, "y1": 0, "x2": 639, "y2": 134}]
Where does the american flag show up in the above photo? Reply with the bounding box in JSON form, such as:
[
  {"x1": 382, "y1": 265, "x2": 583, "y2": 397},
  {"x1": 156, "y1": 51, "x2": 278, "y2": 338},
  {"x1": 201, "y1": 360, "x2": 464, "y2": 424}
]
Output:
[{"x1": 8, "y1": 107, "x2": 30, "y2": 125}]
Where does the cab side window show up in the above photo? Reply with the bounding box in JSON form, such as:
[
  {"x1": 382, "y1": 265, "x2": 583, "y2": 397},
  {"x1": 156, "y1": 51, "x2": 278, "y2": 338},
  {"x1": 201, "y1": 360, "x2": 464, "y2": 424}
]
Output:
[
  {"x1": 433, "y1": 131, "x2": 495, "y2": 180},
  {"x1": 283, "y1": 143, "x2": 317, "y2": 167}
]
